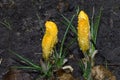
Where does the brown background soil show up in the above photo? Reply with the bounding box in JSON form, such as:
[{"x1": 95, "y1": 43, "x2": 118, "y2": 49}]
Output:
[{"x1": 0, "y1": 0, "x2": 120, "y2": 80}]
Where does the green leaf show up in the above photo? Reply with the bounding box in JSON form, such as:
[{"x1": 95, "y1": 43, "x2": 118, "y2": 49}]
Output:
[
  {"x1": 63, "y1": 37, "x2": 77, "y2": 54},
  {"x1": 93, "y1": 8, "x2": 102, "y2": 44},
  {"x1": 83, "y1": 62, "x2": 91, "y2": 80},
  {"x1": 79, "y1": 60, "x2": 85, "y2": 72},
  {"x1": 61, "y1": 14, "x2": 77, "y2": 35},
  {"x1": 0, "y1": 20, "x2": 12, "y2": 30},
  {"x1": 59, "y1": 14, "x2": 75, "y2": 57},
  {"x1": 12, "y1": 66, "x2": 40, "y2": 71},
  {"x1": 90, "y1": 8, "x2": 102, "y2": 56},
  {"x1": 8, "y1": 49, "x2": 41, "y2": 70}
]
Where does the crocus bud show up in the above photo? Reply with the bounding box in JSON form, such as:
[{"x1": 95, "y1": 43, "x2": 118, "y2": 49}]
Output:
[
  {"x1": 42, "y1": 21, "x2": 58, "y2": 61},
  {"x1": 77, "y1": 11, "x2": 90, "y2": 53}
]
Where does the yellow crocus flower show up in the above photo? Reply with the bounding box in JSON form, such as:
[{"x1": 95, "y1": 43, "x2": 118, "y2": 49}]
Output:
[
  {"x1": 42, "y1": 21, "x2": 58, "y2": 61},
  {"x1": 77, "y1": 10, "x2": 90, "y2": 53}
]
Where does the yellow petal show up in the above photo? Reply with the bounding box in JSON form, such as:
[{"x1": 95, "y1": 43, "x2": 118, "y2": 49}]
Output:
[
  {"x1": 77, "y1": 10, "x2": 90, "y2": 53},
  {"x1": 42, "y1": 21, "x2": 58, "y2": 61}
]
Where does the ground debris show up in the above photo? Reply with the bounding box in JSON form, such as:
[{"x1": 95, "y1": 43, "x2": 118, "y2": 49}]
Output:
[
  {"x1": 92, "y1": 65, "x2": 116, "y2": 80},
  {"x1": 57, "y1": 0, "x2": 69, "y2": 13},
  {"x1": 3, "y1": 68, "x2": 31, "y2": 80},
  {"x1": 0, "y1": 58, "x2": 3, "y2": 64},
  {"x1": 54, "y1": 68, "x2": 75, "y2": 80}
]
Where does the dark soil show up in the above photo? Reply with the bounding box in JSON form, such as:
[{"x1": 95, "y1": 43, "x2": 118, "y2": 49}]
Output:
[{"x1": 0, "y1": 0, "x2": 120, "y2": 80}]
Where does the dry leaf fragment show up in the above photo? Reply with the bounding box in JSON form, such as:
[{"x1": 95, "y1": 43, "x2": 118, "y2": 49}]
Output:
[
  {"x1": 77, "y1": 10, "x2": 90, "y2": 53},
  {"x1": 0, "y1": 58, "x2": 3, "y2": 64},
  {"x1": 57, "y1": 0, "x2": 69, "y2": 13},
  {"x1": 55, "y1": 69, "x2": 75, "y2": 80},
  {"x1": 92, "y1": 65, "x2": 116, "y2": 80},
  {"x1": 62, "y1": 65, "x2": 74, "y2": 72},
  {"x1": 58, "y1": 73, "x2": 74, "y2": 80},
  {"x1": 3, "y1": 68, "x2": 31, "y2": 80}
]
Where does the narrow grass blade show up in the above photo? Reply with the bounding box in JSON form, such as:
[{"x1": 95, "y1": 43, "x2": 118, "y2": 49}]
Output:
[
  {"x1": 79, "y1": 60, "x2": 85, "y2": 72},
  {"x1": 59, "y1": 15, "x2": 75, "y2": 57},
  {"x1": 93, "y1": 8, "x2": 102, "y2": 44},
  {"x1": 36, "y1": 13, "x2": 44, "y2": 32},
  {"x1": 12, "y1": 66, "x2": 41, "y2": 71},
  {"x1": 83, "y1": 62, "x2": 91, "y2": 80},
  {"x1": 63, "y1": 37, "x2": 77, "y2": 54},
  {"x1": 0, "y1": 20, "x2": 12, "y2": 30},
  {"x1": 90, "y1": 7, "x2": 102, "y2": 55},
  {"x1": 8, "y1": 49, "x2": 41, "y2": 70},
  {"x1": 61, "y1": 14, "x2": 77, "y2": 35}
]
